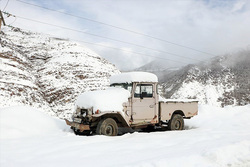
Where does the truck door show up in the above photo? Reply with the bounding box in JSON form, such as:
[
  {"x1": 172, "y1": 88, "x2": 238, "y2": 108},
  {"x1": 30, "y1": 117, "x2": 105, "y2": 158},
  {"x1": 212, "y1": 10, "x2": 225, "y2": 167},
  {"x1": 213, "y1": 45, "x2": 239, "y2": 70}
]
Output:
[{"x1": 132, "y1": 83, "x2": 156, "y2": 124}]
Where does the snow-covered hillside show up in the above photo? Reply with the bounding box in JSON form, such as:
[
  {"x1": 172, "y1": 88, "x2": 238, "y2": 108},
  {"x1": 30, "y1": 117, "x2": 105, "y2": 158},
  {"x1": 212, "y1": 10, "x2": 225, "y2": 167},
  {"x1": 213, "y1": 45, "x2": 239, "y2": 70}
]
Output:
[
  {"x1": 160, "y1": 50, "x2": 250, "y2": 107},
  {"x1": 1, "y1": 105, "x2": 250, "y2": 167},
  {"x1": 0, "y1": 27, "x2": 120, "y2": 118}
]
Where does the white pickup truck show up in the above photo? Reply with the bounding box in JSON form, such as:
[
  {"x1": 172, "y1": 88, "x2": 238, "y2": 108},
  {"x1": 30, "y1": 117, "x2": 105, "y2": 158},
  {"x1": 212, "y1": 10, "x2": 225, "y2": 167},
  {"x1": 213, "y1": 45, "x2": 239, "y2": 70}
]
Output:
[{"x1": 65, "y1": 72, "x2": 198, "y2": 136}]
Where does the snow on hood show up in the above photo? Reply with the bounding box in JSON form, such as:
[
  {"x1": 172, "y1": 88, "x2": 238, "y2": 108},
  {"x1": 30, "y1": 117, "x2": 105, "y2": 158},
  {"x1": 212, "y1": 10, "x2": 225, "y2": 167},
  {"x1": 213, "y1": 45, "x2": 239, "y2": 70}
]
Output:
[
  {"x1": 110, "y1": 72, "x2": 158, "y2": 84},
  {"x1": 75, "y1": 88, "x2": 131, "y2": 112}
]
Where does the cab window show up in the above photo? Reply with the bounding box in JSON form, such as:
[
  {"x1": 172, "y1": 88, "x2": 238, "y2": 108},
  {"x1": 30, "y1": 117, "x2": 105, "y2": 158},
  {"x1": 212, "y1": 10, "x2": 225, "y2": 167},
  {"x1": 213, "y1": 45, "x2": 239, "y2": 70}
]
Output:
[{"x1": 134, "y1": 84, "x2": 153, "y2": 98}]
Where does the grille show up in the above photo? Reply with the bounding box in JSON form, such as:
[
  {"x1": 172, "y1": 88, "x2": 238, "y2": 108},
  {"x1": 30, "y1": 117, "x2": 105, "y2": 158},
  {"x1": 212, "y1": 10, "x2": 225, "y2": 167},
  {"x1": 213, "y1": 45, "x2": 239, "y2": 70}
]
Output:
[{"x1": 80, "y1": 109, "x2": 89, "y2": 124}]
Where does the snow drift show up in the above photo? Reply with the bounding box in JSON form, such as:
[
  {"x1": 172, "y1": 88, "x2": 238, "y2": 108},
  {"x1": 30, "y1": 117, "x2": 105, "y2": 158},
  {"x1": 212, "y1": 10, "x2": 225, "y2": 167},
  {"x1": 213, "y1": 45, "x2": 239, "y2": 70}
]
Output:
[
  {"x1": 0, "y1": 106, "x2": 68, "y2": 139},
  {"x1": 1, "y1": 105, "x2": 250, "y2": 167}
]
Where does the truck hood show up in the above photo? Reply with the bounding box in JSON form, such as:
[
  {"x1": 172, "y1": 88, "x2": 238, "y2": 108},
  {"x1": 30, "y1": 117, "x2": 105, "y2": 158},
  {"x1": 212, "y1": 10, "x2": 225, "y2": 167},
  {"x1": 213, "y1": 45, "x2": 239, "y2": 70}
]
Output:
[{"x1": 75, "y1": 88, "x2": 130, "y2": 113}]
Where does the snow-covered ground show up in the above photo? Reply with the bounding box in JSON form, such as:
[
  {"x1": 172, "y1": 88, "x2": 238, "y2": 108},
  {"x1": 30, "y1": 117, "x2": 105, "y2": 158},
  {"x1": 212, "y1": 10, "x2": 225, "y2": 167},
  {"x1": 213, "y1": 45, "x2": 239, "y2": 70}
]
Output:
[{"x1": 1, "y1": 105, "x2": 250, "y2": 167}]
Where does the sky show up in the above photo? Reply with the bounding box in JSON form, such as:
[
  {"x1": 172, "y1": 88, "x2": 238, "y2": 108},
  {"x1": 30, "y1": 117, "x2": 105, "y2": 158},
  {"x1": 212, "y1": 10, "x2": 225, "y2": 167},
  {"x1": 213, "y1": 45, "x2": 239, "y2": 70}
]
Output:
[{"x1": 1, "y1": 0, "x2": 250, "y2": 70}]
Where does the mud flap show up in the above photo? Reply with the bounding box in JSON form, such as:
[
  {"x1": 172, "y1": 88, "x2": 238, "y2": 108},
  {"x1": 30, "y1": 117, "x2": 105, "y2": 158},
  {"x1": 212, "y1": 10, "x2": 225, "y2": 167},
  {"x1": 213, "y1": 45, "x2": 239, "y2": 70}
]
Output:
[{"x1": 65, "y1": 119, "x2": 90, "y2": 132}]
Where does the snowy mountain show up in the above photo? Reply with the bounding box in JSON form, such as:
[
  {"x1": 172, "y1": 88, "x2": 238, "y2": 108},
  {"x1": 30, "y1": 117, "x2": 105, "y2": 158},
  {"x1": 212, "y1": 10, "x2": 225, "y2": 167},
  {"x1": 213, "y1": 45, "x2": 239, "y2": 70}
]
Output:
[
  {"x1": 0, "y1": 27, "x2": 120, "y2": 118},
  {"x1": 134, "y1": 59, "x2": 182, "y2": 79},
  {"x1": 160, "y1": 49, "x2": 250, "y2": 107},
  {"x1": 135, "y1": 59, "x2": 182, "y2": 72}
]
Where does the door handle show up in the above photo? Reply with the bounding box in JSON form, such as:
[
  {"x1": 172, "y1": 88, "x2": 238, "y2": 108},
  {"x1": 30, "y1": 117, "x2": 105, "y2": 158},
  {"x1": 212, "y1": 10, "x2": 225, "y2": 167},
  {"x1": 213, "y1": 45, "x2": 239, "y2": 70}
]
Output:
[{"x1": 149, "y1": 105, "x2": 154, "y2": 108}]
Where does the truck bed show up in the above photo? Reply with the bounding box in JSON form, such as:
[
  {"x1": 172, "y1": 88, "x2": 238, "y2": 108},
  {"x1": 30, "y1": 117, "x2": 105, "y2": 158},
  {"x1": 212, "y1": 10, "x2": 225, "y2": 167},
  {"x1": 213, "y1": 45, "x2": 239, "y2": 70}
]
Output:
[{"x1": 159, "y1": 99, "x2": 198, "y2": 121}]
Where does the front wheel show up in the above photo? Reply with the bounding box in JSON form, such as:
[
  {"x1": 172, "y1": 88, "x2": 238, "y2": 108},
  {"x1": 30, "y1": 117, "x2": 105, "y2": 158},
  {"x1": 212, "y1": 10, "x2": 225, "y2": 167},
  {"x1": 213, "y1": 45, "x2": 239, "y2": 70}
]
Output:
[
  {"x1": 168, "y1": 114, "x2": 184, "y2": 130},
  {"x1": 96, "y1": 118, "x2": 118, "y2": 136}
]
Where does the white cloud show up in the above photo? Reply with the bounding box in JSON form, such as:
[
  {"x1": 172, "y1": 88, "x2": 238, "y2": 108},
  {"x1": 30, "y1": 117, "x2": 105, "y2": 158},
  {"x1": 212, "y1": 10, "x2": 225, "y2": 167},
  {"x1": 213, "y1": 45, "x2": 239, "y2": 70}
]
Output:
[{"x1": 1, "y1": 0, "x2": 250, "y2": 70}]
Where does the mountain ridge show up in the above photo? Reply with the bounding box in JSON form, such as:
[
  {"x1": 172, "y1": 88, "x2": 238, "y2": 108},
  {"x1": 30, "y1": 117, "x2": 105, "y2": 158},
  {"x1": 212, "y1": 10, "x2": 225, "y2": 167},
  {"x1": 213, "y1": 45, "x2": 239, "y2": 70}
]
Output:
[{"x1": 0, "y1": 27, "x2": 120, "y2": 118}]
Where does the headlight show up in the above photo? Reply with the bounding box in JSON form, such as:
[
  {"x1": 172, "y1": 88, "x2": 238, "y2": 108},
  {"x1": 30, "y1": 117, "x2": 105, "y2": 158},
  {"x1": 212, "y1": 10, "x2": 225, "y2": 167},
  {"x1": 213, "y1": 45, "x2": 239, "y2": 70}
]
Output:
[
  {"x1": 73, "y1": 107, "x2": 93, "y2": 118},
  {"x1": 82, "y1": 112, "x2": 87, "y2": 117}
]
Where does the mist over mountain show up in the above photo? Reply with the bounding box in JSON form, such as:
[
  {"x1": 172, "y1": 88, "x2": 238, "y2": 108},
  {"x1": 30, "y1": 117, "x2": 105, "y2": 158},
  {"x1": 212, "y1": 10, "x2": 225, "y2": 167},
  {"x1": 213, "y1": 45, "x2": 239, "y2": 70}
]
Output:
[
  {"x1": 135, "y1": 59, "x2": 182, "y2": 71},
  {"x1": 134, "y1": 59, "x2": 183, "y2": 79},
  {"x1": 0, "y1": 27, "x2": 120, "y2": 118},
  {"x1": 159, "y1": 49, "x2": 250, "y2": 107}
]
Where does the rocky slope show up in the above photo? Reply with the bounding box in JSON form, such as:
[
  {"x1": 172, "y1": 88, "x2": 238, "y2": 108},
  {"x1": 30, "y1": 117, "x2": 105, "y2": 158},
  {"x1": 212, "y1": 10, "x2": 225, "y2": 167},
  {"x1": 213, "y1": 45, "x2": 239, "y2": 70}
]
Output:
[
  {"x1": 0, "y1": 27, "x2": 120, "y2": 118},
  {"x1": 160, "y1": 49, "x2": 250, "y2": 107}
]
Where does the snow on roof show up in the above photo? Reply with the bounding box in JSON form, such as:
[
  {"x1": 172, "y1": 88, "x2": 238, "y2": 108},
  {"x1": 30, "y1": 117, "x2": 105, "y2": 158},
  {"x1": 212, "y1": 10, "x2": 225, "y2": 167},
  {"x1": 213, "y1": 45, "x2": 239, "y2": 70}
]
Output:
[{"x1": 110, "y1": 72, "x2": 158, "y2": 84}]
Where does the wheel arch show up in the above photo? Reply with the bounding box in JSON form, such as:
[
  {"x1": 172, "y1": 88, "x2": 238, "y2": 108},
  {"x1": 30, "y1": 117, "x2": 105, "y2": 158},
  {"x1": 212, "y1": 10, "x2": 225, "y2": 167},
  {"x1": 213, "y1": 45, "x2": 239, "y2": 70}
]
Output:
[
  {"x1": 93, "y1": 113, "x2": 130, "y2": 128},
  {"x1": 172, "y1": 110, "x2": 185, "y2": 118}
]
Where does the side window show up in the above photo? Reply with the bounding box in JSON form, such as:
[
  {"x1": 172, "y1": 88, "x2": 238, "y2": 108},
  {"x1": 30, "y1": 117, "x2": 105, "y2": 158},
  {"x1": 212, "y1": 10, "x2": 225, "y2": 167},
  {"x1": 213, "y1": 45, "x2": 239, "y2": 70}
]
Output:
[
  {"x1": 127, "y1": 85, "x2": 132, "y2": 93},
  {"x1": 134, "y1": 85, "x2": 141, "y2": 97},
  {"x1": 134, "y1": 84, "x2": 153, "y2": 98}
]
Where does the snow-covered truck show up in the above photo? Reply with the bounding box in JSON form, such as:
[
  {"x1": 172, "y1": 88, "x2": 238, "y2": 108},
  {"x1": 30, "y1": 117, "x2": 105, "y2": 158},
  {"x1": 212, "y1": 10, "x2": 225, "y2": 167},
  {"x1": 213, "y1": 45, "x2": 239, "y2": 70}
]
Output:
[{"x1": 65, "y1": 72, "x2": 198, "y2": 136}]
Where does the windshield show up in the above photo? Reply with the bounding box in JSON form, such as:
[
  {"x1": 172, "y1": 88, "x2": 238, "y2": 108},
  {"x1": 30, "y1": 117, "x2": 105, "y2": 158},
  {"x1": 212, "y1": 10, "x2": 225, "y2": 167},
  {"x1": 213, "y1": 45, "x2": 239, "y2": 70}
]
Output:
[{"x1": 110, "y1": 83, "x2": 132, "y2": 93}]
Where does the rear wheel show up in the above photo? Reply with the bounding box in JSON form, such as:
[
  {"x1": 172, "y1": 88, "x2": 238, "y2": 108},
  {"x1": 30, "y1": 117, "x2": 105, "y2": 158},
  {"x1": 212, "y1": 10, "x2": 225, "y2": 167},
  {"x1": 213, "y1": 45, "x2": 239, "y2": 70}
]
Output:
[
  {"x1": 168, "y1": 114, "x2": 184, "y2": 130},
  {"x1": 96, "y1": 118, "x2": 118, "y2": 136}
]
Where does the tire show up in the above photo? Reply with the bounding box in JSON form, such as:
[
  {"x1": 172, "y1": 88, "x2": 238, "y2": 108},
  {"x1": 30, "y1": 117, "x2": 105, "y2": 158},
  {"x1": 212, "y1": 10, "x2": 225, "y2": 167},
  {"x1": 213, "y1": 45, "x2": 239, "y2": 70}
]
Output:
[
  {"x1": 96, "y1": 118, "x2": 118, "y2": 136},
  {"x1": 168, "y1": 114, "x2": 184, "y2": 130}
]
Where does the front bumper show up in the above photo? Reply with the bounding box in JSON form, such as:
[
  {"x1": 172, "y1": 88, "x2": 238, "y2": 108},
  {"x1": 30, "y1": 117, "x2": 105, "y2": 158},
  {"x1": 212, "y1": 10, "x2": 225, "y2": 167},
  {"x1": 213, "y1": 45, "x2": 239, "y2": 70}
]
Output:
[{"x1": 65, "y1": 119, "x2": 90, "y2": 132}]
